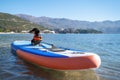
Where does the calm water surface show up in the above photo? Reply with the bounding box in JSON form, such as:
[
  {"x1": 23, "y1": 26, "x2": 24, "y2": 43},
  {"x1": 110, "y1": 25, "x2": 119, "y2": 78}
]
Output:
[{"x1": 0, "y1": 33, "x2": 120, "y2": 80}]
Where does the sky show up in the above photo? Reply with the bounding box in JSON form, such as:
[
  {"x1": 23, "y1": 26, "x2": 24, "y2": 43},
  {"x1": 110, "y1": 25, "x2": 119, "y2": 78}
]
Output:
[{"x1": 0, "y1": 0, "x2": 120, "y2": 21}]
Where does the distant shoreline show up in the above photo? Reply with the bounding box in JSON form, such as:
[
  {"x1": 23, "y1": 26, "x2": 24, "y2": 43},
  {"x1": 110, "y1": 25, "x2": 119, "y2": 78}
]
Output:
[{"x1": 0, "y1": 32, "x2": 24, "y2": 34}]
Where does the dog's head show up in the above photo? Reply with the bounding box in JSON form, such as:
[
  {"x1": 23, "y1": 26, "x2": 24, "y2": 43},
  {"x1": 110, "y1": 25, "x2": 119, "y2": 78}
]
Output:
[{"x1": 29, "y1": 28, "x2": 40, "y2": 34}]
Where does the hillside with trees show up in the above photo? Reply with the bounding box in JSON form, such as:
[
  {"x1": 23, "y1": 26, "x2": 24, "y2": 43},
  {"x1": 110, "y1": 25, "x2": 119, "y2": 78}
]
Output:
[
  {"x1": 0, "y1": 12, "x2": 45, "y2": 32},
  {"x1": 0, "y1": 12, "x2": 102, "y2": 33}
]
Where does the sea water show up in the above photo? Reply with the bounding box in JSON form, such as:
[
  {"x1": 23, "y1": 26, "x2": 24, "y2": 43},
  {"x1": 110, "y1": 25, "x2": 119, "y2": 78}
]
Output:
[{"x1": 0, "y1": 33, "x2": 120, "y2": 80}]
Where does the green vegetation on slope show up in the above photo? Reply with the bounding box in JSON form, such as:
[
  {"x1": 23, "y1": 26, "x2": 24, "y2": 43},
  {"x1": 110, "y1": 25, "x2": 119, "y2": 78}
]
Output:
[{"x1": 0, "y1": 12, "x2": 45, "y2": 32}]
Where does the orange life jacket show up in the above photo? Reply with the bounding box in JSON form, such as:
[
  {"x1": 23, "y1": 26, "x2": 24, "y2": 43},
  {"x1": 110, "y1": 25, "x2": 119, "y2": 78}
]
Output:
[{"x1": 33, "y1": 36, "x2": 42, "y2": 41}]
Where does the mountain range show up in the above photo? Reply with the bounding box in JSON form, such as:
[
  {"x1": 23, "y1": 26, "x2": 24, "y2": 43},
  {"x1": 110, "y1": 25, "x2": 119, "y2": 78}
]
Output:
[{"x1": 16, "y1": 14, "x2": 120, "y2": 33}]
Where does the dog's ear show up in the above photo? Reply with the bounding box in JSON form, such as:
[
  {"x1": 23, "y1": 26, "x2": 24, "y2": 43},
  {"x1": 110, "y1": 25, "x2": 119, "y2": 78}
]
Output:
[{"x1": 35, "y1": 30, "x2": 40, "y2": 34}]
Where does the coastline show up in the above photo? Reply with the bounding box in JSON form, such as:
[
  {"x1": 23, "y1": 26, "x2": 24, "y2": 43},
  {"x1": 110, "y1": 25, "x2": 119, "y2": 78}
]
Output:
[{"x1": 0, "y1": 32, "x2": 20, "y2": 34}]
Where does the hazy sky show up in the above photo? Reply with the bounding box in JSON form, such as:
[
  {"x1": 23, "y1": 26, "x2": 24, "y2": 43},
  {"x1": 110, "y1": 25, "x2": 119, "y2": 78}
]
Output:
[{"x1": 0, "y1": 0, "x2": 120, "y2": 21}]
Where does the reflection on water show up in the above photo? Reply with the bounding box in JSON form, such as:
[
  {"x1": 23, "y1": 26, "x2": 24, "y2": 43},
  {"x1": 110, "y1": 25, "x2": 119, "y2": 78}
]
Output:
[{"x1": 17, "y1": 59, "x2": 99, "y2": 80}]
